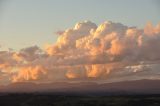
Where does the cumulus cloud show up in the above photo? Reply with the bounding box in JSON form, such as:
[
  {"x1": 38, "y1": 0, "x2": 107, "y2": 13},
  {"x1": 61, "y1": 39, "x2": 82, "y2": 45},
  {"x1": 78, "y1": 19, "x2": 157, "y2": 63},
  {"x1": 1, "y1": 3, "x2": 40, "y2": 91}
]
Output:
[
  {"x1": 13, "y1": 45, "x2": 46, "y2": 63},
  {"x1": 0, "y1": 51, "x2": 17, "y2": 72},
  {"x1": 12, "y1": 65, "x2": 48, "y2": 82},
  {"x1": 0, "y1": 20, "x2": 160, "y2": 84},
  {"x1": 44, "y1": 20, "x2": 160, "y2": 81},
  {"x1": 46, "y1": 21, "x2": 160, "y2": 64}
]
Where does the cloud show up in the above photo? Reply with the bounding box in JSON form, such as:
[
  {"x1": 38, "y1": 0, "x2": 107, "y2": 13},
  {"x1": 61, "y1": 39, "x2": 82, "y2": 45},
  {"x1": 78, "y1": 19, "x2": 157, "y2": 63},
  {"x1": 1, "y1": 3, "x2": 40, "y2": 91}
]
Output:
[
  {"x1": 46, "y1": 21, "x2": 160, "y2": 64},
  {"x1": 46, "y1": 21, "x2": 97, "y2": 55},
  {"x1": 0, "y1": 20, "x2": 160, "y2": 84},
  {"x1": 13, "y1": 45, "x2": 46, "y2": 62},
  {"x1": 0, "y1": 51, "x2": 17, "y2": 71},
  {"x1": 12, "y1": 65, "x2": 48, "y2": 82}
]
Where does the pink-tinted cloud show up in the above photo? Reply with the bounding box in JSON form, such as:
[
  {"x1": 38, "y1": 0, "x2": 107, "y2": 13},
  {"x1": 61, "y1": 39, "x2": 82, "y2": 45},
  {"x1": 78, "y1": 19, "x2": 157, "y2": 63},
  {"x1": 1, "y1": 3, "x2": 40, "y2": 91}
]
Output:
[{"x1": 0, "y1": 20, "x2": 160, "y2": 84}]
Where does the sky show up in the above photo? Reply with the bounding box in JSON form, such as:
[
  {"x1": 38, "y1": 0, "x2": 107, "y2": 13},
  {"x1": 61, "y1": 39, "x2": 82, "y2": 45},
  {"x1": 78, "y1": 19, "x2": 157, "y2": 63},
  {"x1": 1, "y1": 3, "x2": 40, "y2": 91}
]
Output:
[
  {"x1": 0, "y1": 0, "x2": 160, "y2": 85},
  {"x1": 0, "y1": 0, "x2": 160, "y2": 50}
]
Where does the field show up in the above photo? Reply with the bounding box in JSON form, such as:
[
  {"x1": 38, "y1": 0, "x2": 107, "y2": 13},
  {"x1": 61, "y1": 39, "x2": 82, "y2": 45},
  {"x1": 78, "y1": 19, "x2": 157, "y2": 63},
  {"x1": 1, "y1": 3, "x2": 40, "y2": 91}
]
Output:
[{"x1": 0, "y1": 93, "x2": 160, "y2": 106}]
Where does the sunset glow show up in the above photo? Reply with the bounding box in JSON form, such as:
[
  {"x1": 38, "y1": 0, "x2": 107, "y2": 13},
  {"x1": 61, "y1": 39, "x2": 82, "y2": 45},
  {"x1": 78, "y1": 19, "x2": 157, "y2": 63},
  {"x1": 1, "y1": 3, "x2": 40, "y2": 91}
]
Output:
[{"x1": 0, "y1": 20, "x2": 160, "y2": 85}]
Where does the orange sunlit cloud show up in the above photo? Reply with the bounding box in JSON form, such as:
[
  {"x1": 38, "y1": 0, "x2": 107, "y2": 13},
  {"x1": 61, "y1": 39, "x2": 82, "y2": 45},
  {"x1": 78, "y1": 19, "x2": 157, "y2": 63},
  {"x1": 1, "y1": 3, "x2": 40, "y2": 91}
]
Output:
[{"x1": 0, "y1": 21, "x2": 160, "y2": 85}]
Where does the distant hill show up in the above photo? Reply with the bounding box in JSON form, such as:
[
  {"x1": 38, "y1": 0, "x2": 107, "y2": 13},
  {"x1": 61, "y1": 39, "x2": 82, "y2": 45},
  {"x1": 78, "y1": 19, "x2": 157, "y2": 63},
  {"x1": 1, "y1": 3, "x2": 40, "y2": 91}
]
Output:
[{"x1": 0, "y1": 79, "x2": 160, "y2": 95}]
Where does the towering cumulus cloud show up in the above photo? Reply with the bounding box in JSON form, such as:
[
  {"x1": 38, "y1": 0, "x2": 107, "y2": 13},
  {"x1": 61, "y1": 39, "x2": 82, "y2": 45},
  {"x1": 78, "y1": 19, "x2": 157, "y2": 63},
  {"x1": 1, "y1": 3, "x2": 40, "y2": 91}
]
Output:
[{"x1": 0, "y1": 20, "x2": 160, "y2": 84}]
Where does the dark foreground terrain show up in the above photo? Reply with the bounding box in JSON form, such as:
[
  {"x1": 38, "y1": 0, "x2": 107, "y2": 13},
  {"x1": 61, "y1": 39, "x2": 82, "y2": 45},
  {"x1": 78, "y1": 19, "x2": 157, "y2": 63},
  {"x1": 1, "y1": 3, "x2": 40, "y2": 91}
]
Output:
[
  {"x1": 0, "y1": 93, "x2": 160, "y2": 106},
  {"x1": 0, "y1": 80, "x2": 160, "y2": 106}
]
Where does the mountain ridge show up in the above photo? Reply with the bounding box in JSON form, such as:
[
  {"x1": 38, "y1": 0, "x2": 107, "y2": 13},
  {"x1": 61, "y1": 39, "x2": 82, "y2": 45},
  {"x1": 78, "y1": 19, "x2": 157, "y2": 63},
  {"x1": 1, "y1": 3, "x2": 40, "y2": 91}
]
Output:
[{"x1": 0, "y1": 79, "x2": 160, "y2": 95}]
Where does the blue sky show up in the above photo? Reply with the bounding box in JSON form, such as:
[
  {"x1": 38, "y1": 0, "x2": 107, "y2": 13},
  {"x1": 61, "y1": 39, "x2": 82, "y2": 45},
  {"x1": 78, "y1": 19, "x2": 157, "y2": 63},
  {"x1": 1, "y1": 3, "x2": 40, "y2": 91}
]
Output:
[{"x1": 0, "y1": 0, "x2": 159, "y2": 50}]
